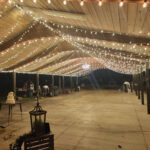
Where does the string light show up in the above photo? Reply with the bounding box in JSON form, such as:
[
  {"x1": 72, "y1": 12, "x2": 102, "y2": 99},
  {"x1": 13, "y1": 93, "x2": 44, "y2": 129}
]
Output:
[
  {"x1": 15, "y1": 42, "x2": 65, "y2": 72},
  {"x1": 143, "y1": 0, "x2": 147, "y2": 8},
  {"x1": 40, "y1": 54, "x2": 78, "y2": 73},
  {"x1": 112, "y1": 33, "x2": 115, "y2": 36},
  {"x1": 63, "y1": 0, "x2": 67, "y2": 5},
  {"x1": 82, "y1": 64, "x2": 90, "y2": 70},
  {"x1": 14, "y1": 2, "x2": 149, "y2": 43},
  {"x1": 119, "y1": 0, "x2": 124, "y2": 7},
  {"x1": 20, "y1": 0, "x2": 23, "y2": 3},
  {"x1": 0, "y1": 37, "x2": 59, "y2": 69},
  {"x1": 80, "y1": 0, "x2": 84, "y2": 6},
  {"x1": 0, "y1": 21, "x2": 37, "y2": 56},
  {"x1": 12, "y1": 7, "x2": 150, "y2": 61},
  {"x1": 33, "y1": 0, "x2": 37, "y2": 3},
  {"x1": 3, "y1": 3, "x2": 149, "y2": 75},
  {"x1": 98, "y1": 0, "x2": 102, "y2": 7},
  {"x1": 18, "y1": 5, "x2": 148, "y2": 73},
  {"x1": 47, "y1": 0, "x2": 51, "y2": 4},
  {"x1": 8, "y1": 0, "x2": 11, "y2": 4},
  {"x1": 0, "y1": 21, "x2": 19, "y2": 45}
]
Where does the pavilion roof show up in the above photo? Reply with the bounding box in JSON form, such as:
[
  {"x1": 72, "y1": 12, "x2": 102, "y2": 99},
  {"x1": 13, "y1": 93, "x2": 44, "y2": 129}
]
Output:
[{"x1": 0, "y1": 0, "x2": 150, "y2": 76}]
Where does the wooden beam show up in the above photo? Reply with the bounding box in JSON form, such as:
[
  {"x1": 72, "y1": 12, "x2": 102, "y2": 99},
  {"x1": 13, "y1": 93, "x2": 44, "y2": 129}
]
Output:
[
  {"x1": 5, "y1": 44, "x2": 58, "y2": 71},
  {"x1": 70, "y1": 76, "x2": 73, "y2": 92},
  {"x1": 36, "y1": 74, "x2": 39, "y2": 99},
  {"x1": 12, "y1": 71, "x2": 16, "y2": 96},
  {"x1": 22, "y1": 6, "x2": 86, "y2": 21},
  {"x1": 59, "y1": 76, "x2": 61, "y2": 91},
  {"x1": 51, "y1": 75, "x2": 54, "y2": 96},
  {"x1": 62, "y1": 76, "x2": 65, "y2": 92},
  {"x1": 146, "y1": 61, "x2": 150, "y2": 114}
]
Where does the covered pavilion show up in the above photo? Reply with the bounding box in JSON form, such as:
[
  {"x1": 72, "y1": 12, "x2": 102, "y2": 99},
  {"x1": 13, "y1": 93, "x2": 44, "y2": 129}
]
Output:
[{"x1": 0, "y1": 0, "x2": 150, "y2": 150}]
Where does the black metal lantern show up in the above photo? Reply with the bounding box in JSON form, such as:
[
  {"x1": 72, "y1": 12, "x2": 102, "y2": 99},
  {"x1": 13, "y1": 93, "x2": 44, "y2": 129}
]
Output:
[{"x1": 29, "y1": 98, "x2": 47, "y2": 134}]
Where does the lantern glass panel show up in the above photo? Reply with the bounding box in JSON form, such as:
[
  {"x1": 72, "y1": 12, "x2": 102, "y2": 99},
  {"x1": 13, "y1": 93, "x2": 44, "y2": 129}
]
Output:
[{"x1": 29, "y1": 103, "x2": 47, "y2": 134}]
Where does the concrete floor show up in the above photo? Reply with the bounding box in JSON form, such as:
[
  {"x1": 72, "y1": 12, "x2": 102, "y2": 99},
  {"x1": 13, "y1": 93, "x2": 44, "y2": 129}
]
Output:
[{"x1": 0, "y1": 90, "x2": 150, "y2": 150}]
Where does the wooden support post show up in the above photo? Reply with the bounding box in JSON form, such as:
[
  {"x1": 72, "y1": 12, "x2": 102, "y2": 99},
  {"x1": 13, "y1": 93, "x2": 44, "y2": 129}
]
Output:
[
  {"x1": 59, "y1": 76, "x2": 61, "y2": 92},
  {"x1": 134, "y1": 74, "x2": 138, "y2": 96},
  {"x1": 131, "y1": 75, "x2": 133, "y2": 93},
  {"x1": 70, "y1": 76, "x2": 73, "y2": 92},
  {"x1": 52, "y1": 75, "x2": 54, "y2": 87},
  {"x1": 52, "y1": 75, "x2": 54, "y2": 96},
  {"x1": 141, "y1": 89, "x2": 144, "y2": 105},
  {"x1": 133, "y1": 74, "x2": 135, "y2": 94},
  {"x1": 140, "y1": 67, "x2": 144, "y2": 105},
  {"x1": 138, "y1": 73, "x2": 141, "y2": 99},
  {"x1": 146, "y1": 61, "x2": 150, "y2": 114},
  {"x1": 132, "y1": 74, "x2": 135, "y2": 93},
  {"x1": 76, "y1": 76, "x2": 78, "y2": 86},
  {"x1": 141, "y1": 74, "x2": 144, "y2": 105},
  {"x1": 36, "y1": 74, "x2": 39, "y2": 99},
  {"x1": 62, "y1": 76, "x2": 65, "y2": 93},
  {"x1": 12, "y1": 71, "x2": 16, "y2": 96}
]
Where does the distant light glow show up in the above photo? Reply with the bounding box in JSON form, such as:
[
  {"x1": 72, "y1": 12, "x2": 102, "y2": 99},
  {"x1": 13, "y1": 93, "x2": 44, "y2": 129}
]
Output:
[{"x1": 82, "y1": 64, "x2": 90, "y2": 70}]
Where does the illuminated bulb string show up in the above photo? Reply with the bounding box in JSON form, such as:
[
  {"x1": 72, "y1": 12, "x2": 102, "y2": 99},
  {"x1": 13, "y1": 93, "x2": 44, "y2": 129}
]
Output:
[
  {"x1": 30, "y1": 25, "x2": 145, "y2": 72},
  {"x1": 49, "y1": 20, "x2": 150, "y2": 38},
  {"x1": 0, "y1": 21, "x2": 37, "y2": 56},
  {"x1": 17, "y1": 50, "x2": 71, "y2": 72},
  {"x1": 75, "y1": 41, "x2": 143, "y2": 63},
  {"x1": 43, "y1": 25, "x2": 143, "y2": 74},
  {"x1": 65, "y1": 35, "x2": 139, "y2": 74},
  {"x1": 73, "y1": 41, "x2": 142, "y2": 74},
  {"x1": 13, "y1": 37, "x2": 61, "y2": 72},
  {"x1": 0, "y1": 21, "x2": 19, "y2": 45},
  {"x1": 12, "y1": 3, "x2": 147, "y2": 74},
  {"x1": 0, "y1": 5, "x2": 11, "y2": 18},
  {"x1": 59, "y1": 34, "x2": 150, "y2": 57},
  {"x1": 14, "y1": 1, "x2": 150, "y2": 44},
  {"x1": 0, "y1": 38, "x2": 55, "y2": 69}
]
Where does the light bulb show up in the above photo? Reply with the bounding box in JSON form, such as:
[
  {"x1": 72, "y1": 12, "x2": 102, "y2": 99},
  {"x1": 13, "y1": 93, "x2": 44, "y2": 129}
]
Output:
[
  {"x1": 143, "y1": 1, "x2": 147, "y2": 8},
  {"x1": 63, "y1": 0, "x2": 67, "y2": 5},
  {"x1": 119, "y1": 1, "x2": 124, "y2": 7},
  {"x1": 48, "y1": 0, "x2": 51, "y2": 4},
  {"x1": 98, "y1": 0, "x2": 102, "y2": 6},
  {"x1": 33, "y1": 0, "x2": 37, "y2": 3},
  {"x1": 20, "y1": 0, "x2": 23, "y2": 2},
  {"x1": 8, "y1": 0, "x2": 11, "y2": 4},
  {"x1": 80, "y1": 0, "x2": 84, "y2": 6}
]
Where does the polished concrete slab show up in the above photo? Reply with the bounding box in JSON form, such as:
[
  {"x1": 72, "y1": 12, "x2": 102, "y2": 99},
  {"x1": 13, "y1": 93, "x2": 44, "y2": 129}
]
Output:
[{"x1": 0, "y1": 90, "x2": 150, "y2": 150}]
